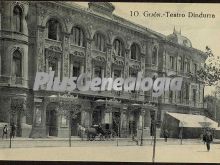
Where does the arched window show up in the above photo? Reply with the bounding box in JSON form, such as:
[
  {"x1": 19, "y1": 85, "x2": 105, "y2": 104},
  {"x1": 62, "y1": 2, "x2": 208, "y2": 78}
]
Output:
[
  {"x1": 94, "y1": 33, "x2": 105, "y2": 52},
  {"x1": 113, "y1": 39, "x2": 124, "y2": 57},
  {"x1": 152, "y1": 47, "x2": 157, "y2": 65},
  {"x1": 71, "y1": 26, "x2": 85, "y2": 47},
  {"x1": 47, "y1": 19, "x2": 62, "y2": 41},
  {"x1": 13, "y1": 5, "x2": 22, "y2": 32},
  {"x1": 130, "y1": 43, "x2": 140, "y2": 60},
  {"x1": 12, "y1": 50, "x2": 22, "y2": 78}
]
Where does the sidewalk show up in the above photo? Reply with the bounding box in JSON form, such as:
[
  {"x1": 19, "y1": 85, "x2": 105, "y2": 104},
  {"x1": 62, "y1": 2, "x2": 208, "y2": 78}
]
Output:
[{"x1": 1, "y1": 137, "x2": 219, "y2": 148}]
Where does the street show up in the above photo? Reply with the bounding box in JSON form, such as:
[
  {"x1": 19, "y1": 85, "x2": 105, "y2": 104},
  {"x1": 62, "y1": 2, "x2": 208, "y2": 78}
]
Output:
[{"x1": 0, "y1": 143, "x2": 219, "y2": 163}]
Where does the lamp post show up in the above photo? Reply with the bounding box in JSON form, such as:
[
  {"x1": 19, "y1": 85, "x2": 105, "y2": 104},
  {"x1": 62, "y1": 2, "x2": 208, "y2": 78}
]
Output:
[
  {"x1": 140, "y1": 108, "x2": 145, "y2": 146},
  {"x1": 152, "y1": 108, "x2": 157, "y2": 163},
  {"x1": 180, "y1": 121, "x2": 183, "y2": 145}
]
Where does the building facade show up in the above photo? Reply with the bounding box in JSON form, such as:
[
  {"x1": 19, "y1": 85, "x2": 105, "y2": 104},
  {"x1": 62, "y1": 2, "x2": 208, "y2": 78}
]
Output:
[{"x1": 0, "y1": 1, "x2": 207, "y2": 138}]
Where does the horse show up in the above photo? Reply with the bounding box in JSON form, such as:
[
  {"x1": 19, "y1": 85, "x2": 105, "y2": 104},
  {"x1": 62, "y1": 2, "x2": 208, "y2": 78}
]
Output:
[
  {"x1": 77, "y1": 124, "x2": 116, "y2": 141},
  {"x1": 85, "y1": 125, "x2": 106, "y2": 141}
]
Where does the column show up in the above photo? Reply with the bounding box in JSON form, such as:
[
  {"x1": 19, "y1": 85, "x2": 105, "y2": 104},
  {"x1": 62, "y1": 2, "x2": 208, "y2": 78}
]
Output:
[
  {"x1": 63, "y1": 33, "x2": 70, "y2": 77},
  {"x1": 124, "y1": 49, "x2": 130, "y2": 78},
  {"x1": 145, "y1": 41, "x2": 152, "y2": 67},
  {"x1": 85, "y1": 39, "x2": 92, "y2": 81},
  {"x1": 37, "y1": 26, "x2": 46, "y2": 72},
  {"x1": 30, "y1": 98, "x2": 47, "y2": 138},
  {"x1": 106, "y1": 44, "x2": 112, "y2": 77},
  {"x1": 101, "y1": 68, "x2": 105, "y2": 78},
  {"x1": 80, "y1": 64, "x2": 84, "y2": 74}
]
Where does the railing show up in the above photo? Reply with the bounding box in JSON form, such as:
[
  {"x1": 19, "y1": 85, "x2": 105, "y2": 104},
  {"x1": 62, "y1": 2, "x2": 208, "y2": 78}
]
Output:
[
  {"x1": 161, "y1": 97, "x2": 204, "y2": 108},
  {"x1": 0, "y1": 75, "x2": 28, "y2": 87},
  {"x1": 45, "y1": 39, "x2": 62, "y2": 51},
  {"x1": 70, "y1": 44, "x2": 86, "y2": 57},
  {"x1": 91, "y1": 49, "x2": 106, "y2": 57}
]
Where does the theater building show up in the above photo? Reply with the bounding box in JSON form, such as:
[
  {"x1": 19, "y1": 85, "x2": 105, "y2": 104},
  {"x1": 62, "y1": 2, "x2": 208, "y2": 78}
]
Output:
[{"x1": 0, "y1": 2, "x2": 207, "y2": 138}]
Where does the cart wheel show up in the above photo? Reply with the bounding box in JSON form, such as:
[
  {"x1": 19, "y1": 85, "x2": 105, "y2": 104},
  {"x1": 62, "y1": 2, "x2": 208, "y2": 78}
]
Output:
[
  {"x1": 88, "y1": 134, "x2": 92, "y2": 141},
  {"x1": 92, "y1": 135, "x2": 95, "y2": 141}
]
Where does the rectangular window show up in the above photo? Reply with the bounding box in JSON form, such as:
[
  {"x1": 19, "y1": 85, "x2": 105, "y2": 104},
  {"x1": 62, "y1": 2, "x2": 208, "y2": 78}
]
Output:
[
  {"x1": 48, "y1": 59, "x2": 58, "y2": 77},
  {"x1": 72, "y1": 63, "x2": 80, "y2": 77},
  {"x1": 178, "y1": 56, "x2": 183, "y2": 71},
  {"x1": 193, "y1": 89, "x2": 196, "y2": 106},
  {"x1": 170, "y1": 56, "x2": 175, "y2": 69},
  {"x1": 185, "y1": 85, "x2": 189, "y2": 104},
  {"x1": 61, "y1": 115, "x2": 68, "y2": 126},
  {"x1": 114, "y1": 69, "x2": 121, "y2": 78},
  {"x1": 194, "y1": 64, "x2": 197, "y2": 74},
  {"x1": 185, "y1": 59, "x2": 190, "y2": 73},
  {"x1": 169, "y1": 91, "x2": 173, "y2": 103},
  {"x1": 35, "y1": 108, "x2": 42, "y2": 125},
  {"x1": 94, "y1": 66, "x2": 102, "y2": 77},
  {"x1": 178, "y1": 91, "x2": 182, "y2": 103}
]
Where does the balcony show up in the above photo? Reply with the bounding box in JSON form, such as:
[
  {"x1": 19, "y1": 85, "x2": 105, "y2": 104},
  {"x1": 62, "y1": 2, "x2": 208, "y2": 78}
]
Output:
[
  {"x1": 70, "y1": 44, "x2": 86, "y2": 57},
  {"x1": 0, "y1": 30, "x2": 28, "y2": 43},
  {"x1": 45, "y1": 39, "x2": 62, "y2": 51},
  {"x1": 64, "y1": 89, "x2": 144, "y2": 102},
  {"x1": 0, "y1": 75, "x2": 28, "y2": 88},
  {"x1": 91, "y1": 49, "x2": 106, "y2": 58}
]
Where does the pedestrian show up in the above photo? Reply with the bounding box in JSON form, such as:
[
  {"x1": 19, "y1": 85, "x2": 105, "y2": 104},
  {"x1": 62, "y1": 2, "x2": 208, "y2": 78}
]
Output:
[
  {"x1": 204, "y1": 129, "x2": 213, "y2": 152},
  {"x1": 164, "y1": 129, "x2": 169, "y2": 142},
  {"x1": 10, "y1": 123, "x2": 16, "y2": 138},
  {"x1": 202, "y1": 133, "x2": 206, "y2": 144},
  {"x1": 2, "y1": 125, "x2": 8, "y2": 139}
]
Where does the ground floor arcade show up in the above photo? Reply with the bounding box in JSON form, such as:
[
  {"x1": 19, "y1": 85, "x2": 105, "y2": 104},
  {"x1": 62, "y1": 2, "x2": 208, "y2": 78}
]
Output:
[
  {"x1": 0, "y1": 89, "x2": 208, "y2": 139},
  {"x1": 30, "y1": 94, "x2": 156, "y2": 138}
]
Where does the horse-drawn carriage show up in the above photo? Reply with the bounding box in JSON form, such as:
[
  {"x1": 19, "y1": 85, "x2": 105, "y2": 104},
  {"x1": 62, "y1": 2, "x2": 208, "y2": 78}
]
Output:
[{"x1": 78, "y1": 124, "x2": 116, "y2": 141}]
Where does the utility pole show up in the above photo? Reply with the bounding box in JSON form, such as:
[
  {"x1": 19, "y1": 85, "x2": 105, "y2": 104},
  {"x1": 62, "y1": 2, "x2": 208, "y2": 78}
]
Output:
[
  {"x1": 69, "y1": 111, "x2": 72, "y2": 147},
  {"x1": 152, "y1": 109, "x2": 157, "y2": 163},
  {"x1": 214, "y1": 92, "x2": 217, "y2": 121}
]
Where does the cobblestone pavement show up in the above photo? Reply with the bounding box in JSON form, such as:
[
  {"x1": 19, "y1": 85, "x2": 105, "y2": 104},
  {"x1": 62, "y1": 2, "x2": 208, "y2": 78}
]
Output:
[{"x1": 0, "y1": 143, "x2": 220, "y2": 163}]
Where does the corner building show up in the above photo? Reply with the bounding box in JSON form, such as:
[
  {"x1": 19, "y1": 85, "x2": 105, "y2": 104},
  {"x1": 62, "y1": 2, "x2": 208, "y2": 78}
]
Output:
[{"x1": 0, "y1": 2, "x2": 207, "y2": 138}]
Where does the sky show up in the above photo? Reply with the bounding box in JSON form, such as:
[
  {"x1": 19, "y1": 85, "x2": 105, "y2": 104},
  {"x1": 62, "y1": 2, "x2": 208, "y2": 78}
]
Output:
[{"x1": 74, "y1": 2, "x2": 220, "y2": 96}]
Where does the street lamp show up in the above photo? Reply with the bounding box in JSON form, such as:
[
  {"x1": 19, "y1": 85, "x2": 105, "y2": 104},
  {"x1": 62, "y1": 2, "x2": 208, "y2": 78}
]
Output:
[
  {"x1": 152, "y1": 106, "x2": 157, "y2": 163},
  {"x1": 140, "y1": 108, "x2": 145, "y2": 146}
]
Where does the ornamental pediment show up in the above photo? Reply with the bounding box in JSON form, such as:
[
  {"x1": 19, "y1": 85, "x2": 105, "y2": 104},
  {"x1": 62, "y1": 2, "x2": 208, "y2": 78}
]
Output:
[
  {"x1": 113, "y1": 59, "x2": 124, "y2": 66},
  {"x1": 73, "y1": 51, "x2": 85, "y2": 57},
  {"x1": 130, "y1": 64, "x2": 141, "y2": 70},
  {"x1": 45, "y1": 48, "x2": 61, "y2": 60},
  {"x1": 93, "y1": 56, "x2": 106, "y2": 62}
]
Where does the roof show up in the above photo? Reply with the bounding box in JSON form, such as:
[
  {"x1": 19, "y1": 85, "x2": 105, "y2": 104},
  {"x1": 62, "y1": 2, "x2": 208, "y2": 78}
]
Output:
[
  {"x1": 57, "y1": 2, "x2": 206, "y2": 55},
  {"x1": 167, "y1": 28, "x2": 192, "y2": 48},
  {"x1": 166, "y1": 112, "x2": 218, "y2": 128}
]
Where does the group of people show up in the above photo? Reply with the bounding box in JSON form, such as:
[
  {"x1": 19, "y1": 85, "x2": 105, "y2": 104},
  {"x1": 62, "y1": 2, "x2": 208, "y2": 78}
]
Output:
[{"x1": 2, "y1": 124, "x2": 16, "y2": 140}]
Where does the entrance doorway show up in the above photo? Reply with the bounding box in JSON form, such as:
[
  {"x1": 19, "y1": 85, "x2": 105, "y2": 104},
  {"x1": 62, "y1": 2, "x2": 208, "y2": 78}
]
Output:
[
  {"x1": 92, "y1": 108, "x2": 102, "y2": 125},
  {"x1": 128, "y1": 111, "x2": 138, "y2": 136},
  {"x1": 112, "y1": 112, "x2": 120, "y2": 137},
  {"x1": 46, "y1": 103, "x2": 58, "y2": 136},
  {"x1": 71, "y1": 112, "x2": 81, "y2": 136}
]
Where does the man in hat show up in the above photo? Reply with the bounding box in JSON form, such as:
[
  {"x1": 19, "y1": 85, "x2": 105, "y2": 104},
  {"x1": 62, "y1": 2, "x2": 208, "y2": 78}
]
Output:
[
  {"x1": 204, "y1": 129, "x2": 213, "y2": 151},
  {"x1": 2, "y1": 125, "x2": 8, "y2": 139}
]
